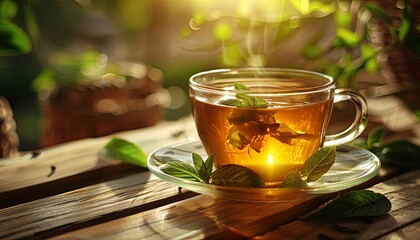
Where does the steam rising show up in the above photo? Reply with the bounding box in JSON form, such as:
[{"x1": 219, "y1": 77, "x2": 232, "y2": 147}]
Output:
[{"x1": 180, "y1": 0, "x2": 338, "y2": 68}]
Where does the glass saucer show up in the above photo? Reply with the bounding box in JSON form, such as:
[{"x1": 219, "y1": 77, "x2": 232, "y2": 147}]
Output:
[{"x1": 147, "y1": 139, "x2": 381, "y2": 202}]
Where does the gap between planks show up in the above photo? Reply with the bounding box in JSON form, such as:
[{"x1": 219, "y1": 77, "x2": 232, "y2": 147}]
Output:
[
  {"x1": 47, "y1": 170, "x2": 419, "y2": 240},
  {"x1": 0, "y1": 171, "x2": 198, "y2": 240}
]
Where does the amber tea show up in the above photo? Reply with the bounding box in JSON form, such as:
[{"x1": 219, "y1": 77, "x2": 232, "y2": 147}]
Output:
[
  {"x1": 191, "y1": 97, "x2": 333, "y2": 183},
  {"x1": 189, "y1": 68, "x2": 368, "y2": 185}
]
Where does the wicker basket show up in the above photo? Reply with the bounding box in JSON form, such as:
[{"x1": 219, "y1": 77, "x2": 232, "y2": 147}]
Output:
[
  {"x1": 0, "y1": 96, "x2": 19, "y2": 158},
  {"x1": 39, "y1": 63, "x2": 168, "y2": 147}
]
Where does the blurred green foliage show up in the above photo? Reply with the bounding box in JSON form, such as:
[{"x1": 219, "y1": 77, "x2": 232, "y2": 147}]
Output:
[
  {"x1": 178, "y1": 0, "x2": 416, "y2": 89},
  {"x1": 361, "y1": 126, "x2": 420, "y2": 170},
  {"x1": 0, "y1": 0, "x2": 39, "y2": 56},
  {"x1": 32, "y1": 51, "x2": 112, "y2": 92},
  {"x1": 179, "y1": 0, "x2": 382, "y2": 88}
]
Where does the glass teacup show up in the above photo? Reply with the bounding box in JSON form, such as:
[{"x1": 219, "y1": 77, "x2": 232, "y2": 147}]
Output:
[{"x1": 189, "y1": 68, "x2": 368, "y2": 184}]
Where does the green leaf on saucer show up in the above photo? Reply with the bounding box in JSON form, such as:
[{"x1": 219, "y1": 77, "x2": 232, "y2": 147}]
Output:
[
  {"x1": 210, "y1": 164, "x2": 265, "y2": 188},
  {"x1": 103, "y1": 137, "x2": 147, "y2": 168},
  {"x1": 279, "y1": 170, "x2": 308, "y2": 188},
  {"x1": 302, "y1": 146, "x2": 336, "y2": 182},
  {"x1": 160, "y1": 160, "x2": 201, "y2": 182},
  {"x1": 193, "y1": 153, "x2": 214, "y2": 183},
  {"x1": 309, "y1": 190, "x2": 392, "y2": 221},
  {"x1": 204, "y1": 154, "x2": 215, "y2": 180}
]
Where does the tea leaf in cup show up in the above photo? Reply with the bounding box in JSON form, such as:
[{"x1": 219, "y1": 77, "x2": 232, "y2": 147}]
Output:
[
  {"x1": 210, "y1": 164, "x2": 265, "y2": 188},
  {"x1": 302, "y1": 146, "x2": 336, "y2": 182},
  {"x1": 226, "y1": 109, "x2": 311, "y2": 153},
  {"x1": 226, "y1": 125, "x2": 249, "y2": 150},
  {"x1": 160, "y1": 160, "x2": 201, "y2": 182},
  {"x1": 270, "y1": 123, "x2": 314, "y2": 145},
  {"x1": 226, "y1": 110, "x2": 279, "y2": 152},
  {"x1": 279, "y1": 170, "x2": 308, "y2": 188},
  {"x1": 308, "y1": 190, "x2": 392, "y2": 221}
]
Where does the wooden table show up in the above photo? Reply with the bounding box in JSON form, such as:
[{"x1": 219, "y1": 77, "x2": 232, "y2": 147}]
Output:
[{"x1": 1, "y1": 95, "x2": 419, "y2": 240}]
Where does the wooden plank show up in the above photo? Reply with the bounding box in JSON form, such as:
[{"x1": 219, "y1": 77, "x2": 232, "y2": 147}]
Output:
[
  {"x1": 256, "y1": 169, "x2": 420, "y2": 240},
  {"x1": 49, "y1": 195, "x2": 315, "y2": 240},
  {"x1": 0, "y1": 172, "x2": 197, "y2": 240},
  {"x1": 0, "y1": 159, "x2": 399, "y2": 238},
  {"x1": 0, "y1": 116, "x2": 197, "y2": 193},
  {"x1": 0, "y1": 163, "x2": 143, "y2": 208},
  {"x1": 48, "y1": 170, "x2": 415, "y2": 240},
  {"x1": 377, "y1": 220, "x2": 420, "y2": 240}
]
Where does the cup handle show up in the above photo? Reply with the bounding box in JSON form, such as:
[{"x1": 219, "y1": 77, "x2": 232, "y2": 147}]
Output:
[{"x1": 323, "y1": 88, "x2": 368, "y2": 146}]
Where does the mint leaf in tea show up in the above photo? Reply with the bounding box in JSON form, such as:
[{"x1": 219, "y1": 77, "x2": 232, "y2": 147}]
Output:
[{"x1": 220, "y1": 82, "x2": 269, "y2": 108}]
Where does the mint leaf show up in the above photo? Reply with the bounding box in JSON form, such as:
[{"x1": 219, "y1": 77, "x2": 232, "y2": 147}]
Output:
[
  {"x1": 192, "y1": 153, "x2": 205, "y2": 176},
  {"x1": 192, "y1": 153, "x2": 214, "y2": 183},
  {"x1": 234, "y1": 82, "x2": 249, "y2": 90},
  {"x1": 210, "y1": 164, "x2": 265, "y2": 188},
  {"x1": 309, "y1": 190, "x2": 392, "y2": 221},
  {"x1": 361, "y1": 126, "x2": 420, "y2": 170},
  {"x1": 220, "y1": 82, "x2": 268, "y2": 108},
  {"x1": 375, "y1": 140, "x2": 420, "y2": 170},
  {"x1": 103, "y1": 137, "x2": 147, "y2": 168},
  {"x1": 204, "y1": 154, "x2": 215, "y2": 180},
  {"x1": 302, "y1": 146, "x2": 336, "y2": 182},
  {"x1": 236, "y1": 93, "x2": 268, "y2": 108},
  {"x1": 160, "y1": 160, "x2": 201, "y2": 182},
  {"x1": 219, "y1": 99, "x2": 242, "y2": 107},
  {"x1": 279, "y1": 170, "x2": 308, "y2": 188},
  {"x1": 220, "y1": 95, "x2": 268, "y2": 108}
]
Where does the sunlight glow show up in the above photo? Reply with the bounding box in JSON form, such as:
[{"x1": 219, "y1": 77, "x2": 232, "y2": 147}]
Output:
[{"x1": 268, "y1": 154, "x2": 273, "y2": 164}]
